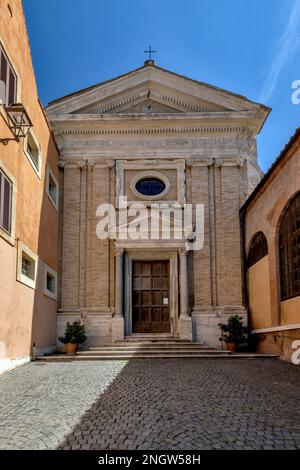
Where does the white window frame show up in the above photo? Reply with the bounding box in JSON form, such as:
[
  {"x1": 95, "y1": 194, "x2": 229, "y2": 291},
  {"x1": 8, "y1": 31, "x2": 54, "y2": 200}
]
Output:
[
  {"x1": 17, "y1": 241, "x2": 38, "y2": 290},
  {"x1": 23, "y1": 129, "x2": 42, "y2": 178},
  {"x1": 46, "y1": 166, "x2": 59, "y2": 210},
  {"x1": 44, "y1": 264, "x2": 58, "y2": 300}
]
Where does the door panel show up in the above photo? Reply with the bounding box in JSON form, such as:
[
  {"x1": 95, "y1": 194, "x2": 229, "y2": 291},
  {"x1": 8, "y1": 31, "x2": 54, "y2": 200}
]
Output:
[{"x1": 132, "y1": 260, "x2": 170, "y2": 333}]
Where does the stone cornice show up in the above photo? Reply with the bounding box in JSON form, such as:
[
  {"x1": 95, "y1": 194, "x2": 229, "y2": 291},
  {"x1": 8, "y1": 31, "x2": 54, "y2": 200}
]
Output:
[
  {"x1": 50, "y1": 110, "x2": 258, "y2": 122},
  {"x1": 58, "y1": 156, "x2": 245, "y2": 169},
  {"x1": 54, "y1": 126, "x2": 253, "y2": 137}
]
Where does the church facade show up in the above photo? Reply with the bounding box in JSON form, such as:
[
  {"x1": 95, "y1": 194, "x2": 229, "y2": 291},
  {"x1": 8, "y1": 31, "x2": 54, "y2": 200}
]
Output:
[{"x1": 47, "y1": 61, "x2": 270, "y2": 347}]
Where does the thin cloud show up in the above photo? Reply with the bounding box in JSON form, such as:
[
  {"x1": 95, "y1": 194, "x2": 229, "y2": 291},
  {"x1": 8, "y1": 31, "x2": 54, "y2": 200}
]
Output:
[{"x1": 259, "y1": 0, "x2": 300, "y2": 103}]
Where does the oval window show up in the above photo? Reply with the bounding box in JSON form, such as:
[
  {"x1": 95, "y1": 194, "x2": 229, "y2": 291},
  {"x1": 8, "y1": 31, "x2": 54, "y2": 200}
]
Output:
[{"x1": 135, "y1": 177, "x2": 166, "y2": 197}]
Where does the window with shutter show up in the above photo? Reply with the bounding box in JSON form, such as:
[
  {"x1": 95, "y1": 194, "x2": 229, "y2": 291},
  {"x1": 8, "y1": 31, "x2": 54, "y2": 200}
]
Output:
[
  {"x1": 0, "y1": 51, "x2": 7, "y2": 104},
  {"x1": 8, "y1": 68, "x2": 15, "y2": 105},
  {"x1": 0, "y1": 44, "x2": 17, "y2": 106},
  {"x1": 0, "y1": 169, "x2": 12, "y2": 234}
]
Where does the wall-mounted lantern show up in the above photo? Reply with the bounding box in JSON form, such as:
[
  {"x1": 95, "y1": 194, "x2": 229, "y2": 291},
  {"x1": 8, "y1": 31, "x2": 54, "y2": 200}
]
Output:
[{"x1": 0, "y1": 103, "x2": 32, "y2": 145}]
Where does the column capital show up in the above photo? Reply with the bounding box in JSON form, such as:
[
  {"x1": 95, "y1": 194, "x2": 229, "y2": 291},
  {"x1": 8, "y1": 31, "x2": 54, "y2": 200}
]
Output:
[
  {"x1": 114, "y1": 246, "x2": 124, "y2": 257},
  {"x1": 186, "y1": 157, "x2": 214, "y2": 167},
  {"x1": 178, "y1": 247, "x2": 189, "y2": 257}
]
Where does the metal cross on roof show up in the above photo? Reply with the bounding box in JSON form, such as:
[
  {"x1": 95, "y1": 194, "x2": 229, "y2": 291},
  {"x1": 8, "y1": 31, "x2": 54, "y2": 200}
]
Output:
[{"x1": 144, "y1": 46, "x2": 157, "y2": 61}]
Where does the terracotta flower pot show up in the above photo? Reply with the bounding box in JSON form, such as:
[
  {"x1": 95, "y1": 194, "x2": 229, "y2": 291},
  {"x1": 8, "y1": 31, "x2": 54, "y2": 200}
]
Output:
[
  {"x1": 65, "y1": 343, "x2": 79, "y2": 355},
  {"x1": 226, "y1": 342, "x2": 238, "y2": 352}
]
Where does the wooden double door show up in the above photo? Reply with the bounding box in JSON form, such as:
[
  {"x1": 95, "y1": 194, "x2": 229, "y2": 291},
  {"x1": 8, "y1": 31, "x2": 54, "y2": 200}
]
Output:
[{"x1": 132, "y1": 260, "x2": 170, "y2": 333}]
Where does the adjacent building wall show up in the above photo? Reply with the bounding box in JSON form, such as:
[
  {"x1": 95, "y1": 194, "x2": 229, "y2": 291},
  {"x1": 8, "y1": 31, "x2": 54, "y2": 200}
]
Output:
[
  {"x1": 0, "y1": 1, "x2": 59, "y2": 374},
  {"x1": 243, "y1": 131, "x2": 300, "y2": 362},
  {"x1": 248, "y1": 256, "x2": 272, "y2": 330}
]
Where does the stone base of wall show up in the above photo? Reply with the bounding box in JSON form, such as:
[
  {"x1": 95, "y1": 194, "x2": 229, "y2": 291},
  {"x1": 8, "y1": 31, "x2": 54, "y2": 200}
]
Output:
[
  {"x1": 57, "y1": 310, "x2": 113, "y2": 347},
  {"x1": 192, "y1": 306, "x2": 248, "y2": 348},
  {"x1": 253, "y1": 329, "x2": 300, "y2": 363},
  {"x1": 57, "y1": 306, "x2": 250, "y2": 348},
  {"x1": 35, "y1": 346, "x2": 56, "y2": 357},
  {"x1": 179, "y1": 315, "x2": 193, "y2": 341},
  {"x1": 0, "y1": 357, "x2": 31, "y2": 376}
]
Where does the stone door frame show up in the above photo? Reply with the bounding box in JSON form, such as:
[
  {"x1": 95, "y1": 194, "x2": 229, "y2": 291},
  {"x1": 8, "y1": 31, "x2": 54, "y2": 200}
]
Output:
[{"x1": 124, "y1": 250, "x2": 179, "y2": 337}]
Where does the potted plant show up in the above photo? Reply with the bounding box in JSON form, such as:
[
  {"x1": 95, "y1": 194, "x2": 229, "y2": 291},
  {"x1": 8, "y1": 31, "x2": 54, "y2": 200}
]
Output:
[
  {"x1": 59, "y1": 321, "x2": 87, "y2": 355},
  {"x1": 218, "y1": 315, "x2": 248, "y2": 352}
]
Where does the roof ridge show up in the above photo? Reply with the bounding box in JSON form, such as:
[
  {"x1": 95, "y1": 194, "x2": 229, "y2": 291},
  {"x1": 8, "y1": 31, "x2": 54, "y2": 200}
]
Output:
[{"x1": 46, "y1": 63, "x2": 271, "y2": 112}]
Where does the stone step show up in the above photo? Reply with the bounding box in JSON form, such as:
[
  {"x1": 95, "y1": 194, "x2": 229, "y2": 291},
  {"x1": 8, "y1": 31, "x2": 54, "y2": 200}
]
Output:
[
  {"x1": 77, "y1": 349, "x2": 228, "y2": 356},
  {"x1": 123, "y1": 336, "x2": 187, "y2": 343},
  {"x1": 83, "y1": 344, "x2": 213, "y2": 351},
  {"x1": 36, "y1": 353, "x2": 279, "y2": 361}
]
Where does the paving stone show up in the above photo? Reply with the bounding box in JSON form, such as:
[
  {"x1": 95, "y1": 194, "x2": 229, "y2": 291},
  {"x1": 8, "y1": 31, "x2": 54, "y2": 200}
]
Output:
[{"x1": 0, "y1": 359, "x2": 300, "y2": 449}]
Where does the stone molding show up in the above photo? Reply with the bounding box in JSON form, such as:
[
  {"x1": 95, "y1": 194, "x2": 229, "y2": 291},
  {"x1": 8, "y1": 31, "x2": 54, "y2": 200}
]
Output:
[
  {"x1": 114, "y1": 247, "x2": 124, "y2": 257},
  {"x1": 58, "y1": 159, "x2": 114, "y2": 169},
  {"x1": 54, "y1": 125, "x2": 251, "y2": 137},
  {"x1": 115, "y1": 159, "x2": 186, "y2": 206},
  {"x1": 89, "y1": 89, "x2": 213, "y2": 115}
]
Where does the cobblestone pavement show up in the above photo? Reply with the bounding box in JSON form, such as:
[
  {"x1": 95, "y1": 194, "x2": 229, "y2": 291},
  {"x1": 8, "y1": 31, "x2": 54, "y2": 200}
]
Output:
[{"x1": 0, "y1": 359, "x2": 300, "y2": 450}]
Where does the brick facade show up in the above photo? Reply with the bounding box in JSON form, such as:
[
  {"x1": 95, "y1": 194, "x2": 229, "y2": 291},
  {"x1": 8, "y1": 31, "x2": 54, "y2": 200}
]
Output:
[{"x1": 47, "y1": 62, "x2": 269, "y2": 347}]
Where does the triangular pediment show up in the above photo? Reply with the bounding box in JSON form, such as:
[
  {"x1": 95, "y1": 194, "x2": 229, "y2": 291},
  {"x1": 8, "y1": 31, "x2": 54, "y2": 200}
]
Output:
[
  {"x1": 117, "y1": 98, "x2": 180, "y2": 114},
  {"x1": 47, "y1": 63, "x2": 270, "y2": 119}
]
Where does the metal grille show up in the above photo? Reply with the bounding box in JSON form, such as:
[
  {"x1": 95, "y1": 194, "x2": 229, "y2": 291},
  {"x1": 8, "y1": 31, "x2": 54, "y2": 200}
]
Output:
[
  {"x1": 279, "y1": 193, "x2": 300, "y2": 301},
  {"x1": 247, "y1": 232, "x2": 268, "y2": 268}
]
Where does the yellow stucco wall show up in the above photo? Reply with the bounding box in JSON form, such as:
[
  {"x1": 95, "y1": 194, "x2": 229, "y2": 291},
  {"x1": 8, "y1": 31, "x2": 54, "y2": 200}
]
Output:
[
  {"x1": 248, "y1": 255, "x2": 272, "y2": 330},
  {"x1": 281, "y1": 296, "x2": 300, "y2": 325}
]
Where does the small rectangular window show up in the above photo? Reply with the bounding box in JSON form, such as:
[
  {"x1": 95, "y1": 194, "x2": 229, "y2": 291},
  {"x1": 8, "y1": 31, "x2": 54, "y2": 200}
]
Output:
[
  {"x1": 44, "y1": 264, "x2": 57, "y2": 300},
  {"x1": 25, "y1": 131, "x2": 40, "y2": 173},
  {"x1": 17, "y1": 242, "x2": 38, "y2": 289},
  {"x1": 21, "y1": 252, "x2": 35, "y2": 281},
  {"x1": 0, "y1": 169, "x2": 12, "y2": 234},
  {"x1": 0, "y1": 45, "x2": 17, "y2": 106},
  {"x1": 46, "y1": 167, "x2": 58, "y2": 209},
  {"x1": 47, "y1": 272, "x2": 55, "y2": 292}
]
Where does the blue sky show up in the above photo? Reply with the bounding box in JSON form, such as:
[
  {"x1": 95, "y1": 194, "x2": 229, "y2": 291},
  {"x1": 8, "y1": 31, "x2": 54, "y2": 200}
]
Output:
[{"x1": 23, "y1": 0, "x2": 300, "y2": 172}]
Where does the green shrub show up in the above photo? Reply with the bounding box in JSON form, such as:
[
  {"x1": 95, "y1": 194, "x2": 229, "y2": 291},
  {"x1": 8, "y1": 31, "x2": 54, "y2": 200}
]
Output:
[
  {"x1": 59, "y1": 321, "x2": 87, "y2": 344},
  {"x1": 218, "y1": 315, "x2": 248, "y2": 345}
]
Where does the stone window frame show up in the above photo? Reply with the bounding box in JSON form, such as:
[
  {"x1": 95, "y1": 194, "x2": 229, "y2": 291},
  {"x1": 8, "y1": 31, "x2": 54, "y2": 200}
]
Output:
[
  {"x1": 123, "y1": 249, "x2": 179, "y2": 337},
  {"x1": 46, "y1": 165, "x2": 59, "y2": 210},
  {"x1": 17, "y1": 241, "x2": 38, "y2": 290},
  {"x1": 44, "y1": 263, "x2": 58, "y2": 300},
  {"x1": 116, "y1": 159, "x2": 186, "y2": 207},
  {"x1": 130, "y1": 171, "x2": 171, "y2": 201},
  {"x1": 23, "y1": 128, "x2": 42, "y2": 178}
]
